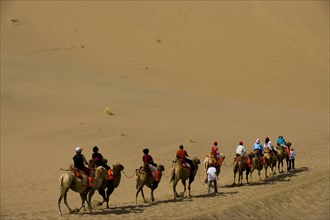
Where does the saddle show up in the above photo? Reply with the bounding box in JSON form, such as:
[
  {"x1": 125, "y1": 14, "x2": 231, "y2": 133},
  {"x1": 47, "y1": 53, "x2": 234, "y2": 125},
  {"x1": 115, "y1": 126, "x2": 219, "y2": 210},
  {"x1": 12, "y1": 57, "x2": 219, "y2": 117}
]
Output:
[
  {"x1": 176, "y1": 159, "x2": 190, "y2": 168},
  {"x1": 73, "y1": 168, "x2": 93, "y2": 187},
  {"x1": 137, "y1": 166, "x2": 159, "y2": 182},
  {"x1": 235, "y1": 155, "x2": 251, "y2": 168}
]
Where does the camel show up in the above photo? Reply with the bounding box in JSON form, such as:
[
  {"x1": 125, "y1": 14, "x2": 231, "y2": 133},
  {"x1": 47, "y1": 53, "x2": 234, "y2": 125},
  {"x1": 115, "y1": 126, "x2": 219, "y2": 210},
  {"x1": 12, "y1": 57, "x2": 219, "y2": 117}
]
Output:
[
  {"x1": 170, "y1": 157, "x2": 200, "y2": 199},
  {"x1": 249, "y1": 151, "x2": 263, "y2": 182},
  {"x1": 57, "y1": 166, "x2": 107, "y2": 215},
  {"x1": 276, "y1": 143, "x2": 290, "y2": 173},
  {"x1": 135, "y1": 164, "x2": 165, "y2": 205},
  {"x1": 263, "y1": 148, "x2": 276, "y2": 178},
  {"x1": 233, "y1": 155, "x2": 251, "y2": 186},
  {"x1": 97, "y1": 163, "x2": 124, "y2": 209},
  {"x1": 203, "y1": 153, "x2": 225, "y2": 184}
]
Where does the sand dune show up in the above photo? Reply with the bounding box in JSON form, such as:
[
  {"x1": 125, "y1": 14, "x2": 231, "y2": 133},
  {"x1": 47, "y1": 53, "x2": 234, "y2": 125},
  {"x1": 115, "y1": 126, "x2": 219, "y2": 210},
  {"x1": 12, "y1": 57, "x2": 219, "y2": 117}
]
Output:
[{"x1": 1, "y1": 1, "x2": 329, "y2": 219}]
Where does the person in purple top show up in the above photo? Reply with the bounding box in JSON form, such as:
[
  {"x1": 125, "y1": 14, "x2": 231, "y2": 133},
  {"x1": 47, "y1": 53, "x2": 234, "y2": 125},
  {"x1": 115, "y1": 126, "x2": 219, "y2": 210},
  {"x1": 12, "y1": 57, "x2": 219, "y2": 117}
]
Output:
[{"x1": 92, "y1": 146, "x2": 110, "y2": 170}]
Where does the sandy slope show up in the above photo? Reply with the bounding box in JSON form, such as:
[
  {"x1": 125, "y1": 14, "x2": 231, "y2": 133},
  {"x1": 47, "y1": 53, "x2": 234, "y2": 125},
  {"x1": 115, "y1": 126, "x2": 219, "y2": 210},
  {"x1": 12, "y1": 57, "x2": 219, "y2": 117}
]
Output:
[{"x1": 1, "y1": 1, "x2": 329, "y2": 220}]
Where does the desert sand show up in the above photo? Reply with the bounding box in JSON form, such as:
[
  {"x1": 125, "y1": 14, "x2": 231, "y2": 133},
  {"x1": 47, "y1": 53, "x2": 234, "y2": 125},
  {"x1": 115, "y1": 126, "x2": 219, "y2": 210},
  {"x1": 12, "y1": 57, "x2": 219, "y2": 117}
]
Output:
[{"x1": 1, "y1": 1, "x2": 329, "y2": 219}]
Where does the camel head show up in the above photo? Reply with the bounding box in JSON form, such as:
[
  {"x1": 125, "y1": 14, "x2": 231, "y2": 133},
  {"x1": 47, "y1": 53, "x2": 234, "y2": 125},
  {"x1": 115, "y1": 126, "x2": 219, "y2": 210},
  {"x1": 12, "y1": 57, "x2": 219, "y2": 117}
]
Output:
[
  {"x1": 220, "y1": 153, "x2": 225, "y2": 160},
  {"x1": 192, "y1": 157, "x2": 200, "y2": 167},
  {"x1": 113, "y1": 163, "x2": 124, "y2": 172},
  {"x1": 157, "y1": 164, "x2": 165, "y2": 172}
]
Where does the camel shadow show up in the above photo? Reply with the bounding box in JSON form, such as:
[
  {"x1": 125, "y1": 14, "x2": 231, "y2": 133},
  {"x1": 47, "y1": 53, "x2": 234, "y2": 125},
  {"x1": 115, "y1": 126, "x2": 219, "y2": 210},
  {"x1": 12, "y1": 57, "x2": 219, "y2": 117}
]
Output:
[
  {"x1": 82, "y1": 191, "x2": 239, "y2": 216},
  {"x1": 84, "y1": 197, "x2": 187, "y2": 216},
  {"x1": 248, "y1": 166, "x2": 309, "y2": 186},
  {"x1": 81, "y1": 204, "x2": 145, "y2": 216},
  {"x1": 222, "y1": 167, "x2": 308, "y2": 188}
]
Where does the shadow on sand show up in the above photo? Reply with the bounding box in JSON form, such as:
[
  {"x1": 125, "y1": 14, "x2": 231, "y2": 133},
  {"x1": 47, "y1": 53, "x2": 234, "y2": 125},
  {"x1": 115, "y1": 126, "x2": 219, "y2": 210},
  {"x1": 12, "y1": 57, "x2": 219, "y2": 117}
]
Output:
[
  {"x1": 71, "y1": 167, "x2": 308, "y2": 216},
  {"x1": 223, "y1": 166, "x2": 309, "y2": 188},
  {"x1": 76, "y1": 190, "x2": 238, "y2": 216}
]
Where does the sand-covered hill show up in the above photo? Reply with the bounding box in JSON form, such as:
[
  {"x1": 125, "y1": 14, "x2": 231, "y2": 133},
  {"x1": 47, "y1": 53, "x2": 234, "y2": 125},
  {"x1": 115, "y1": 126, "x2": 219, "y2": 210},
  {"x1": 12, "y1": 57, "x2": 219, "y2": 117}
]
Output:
[{"x1": 1, "y1": 1, "x2": 329, "y2": 219}]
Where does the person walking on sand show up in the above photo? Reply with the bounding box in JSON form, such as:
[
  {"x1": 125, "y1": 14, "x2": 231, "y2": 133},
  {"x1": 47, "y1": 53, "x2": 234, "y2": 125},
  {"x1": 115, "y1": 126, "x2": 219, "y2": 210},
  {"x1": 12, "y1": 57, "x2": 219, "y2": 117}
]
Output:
[
  {"x1": 207, "y1": 163, "x2": 218, "y2": 194},
  {"x1": 288, "y1": 148, "x2": 296, "y2": 170}
]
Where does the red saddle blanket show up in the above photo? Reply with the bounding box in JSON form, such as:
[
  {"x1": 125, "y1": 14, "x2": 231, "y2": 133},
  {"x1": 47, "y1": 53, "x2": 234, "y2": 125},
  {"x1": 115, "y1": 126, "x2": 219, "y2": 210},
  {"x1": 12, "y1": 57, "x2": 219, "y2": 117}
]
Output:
[{"x1": 177, "y1": 159, "x2": 190, "y2": 168}]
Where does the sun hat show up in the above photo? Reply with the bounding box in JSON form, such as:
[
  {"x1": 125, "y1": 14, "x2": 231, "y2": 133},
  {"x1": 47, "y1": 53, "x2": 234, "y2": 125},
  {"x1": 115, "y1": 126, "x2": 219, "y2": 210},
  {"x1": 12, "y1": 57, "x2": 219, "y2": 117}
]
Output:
[{"x1": 75, "y1": 147, "x2": 83, "y2": 153}]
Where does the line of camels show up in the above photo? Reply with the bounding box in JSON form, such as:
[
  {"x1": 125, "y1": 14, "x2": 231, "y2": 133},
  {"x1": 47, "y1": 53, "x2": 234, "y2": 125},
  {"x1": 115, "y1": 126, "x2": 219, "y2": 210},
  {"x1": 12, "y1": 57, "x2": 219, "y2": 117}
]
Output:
[{"x1": 57, "y1": 144, "x2": 291, "y2": 215}]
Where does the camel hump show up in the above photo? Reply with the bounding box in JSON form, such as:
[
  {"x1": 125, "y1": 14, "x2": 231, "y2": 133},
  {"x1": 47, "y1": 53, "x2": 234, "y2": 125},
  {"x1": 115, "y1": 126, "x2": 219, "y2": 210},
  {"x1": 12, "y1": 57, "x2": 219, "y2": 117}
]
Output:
[{"x1": 89, "y1": 159, "x2": 96, "y2": 168}]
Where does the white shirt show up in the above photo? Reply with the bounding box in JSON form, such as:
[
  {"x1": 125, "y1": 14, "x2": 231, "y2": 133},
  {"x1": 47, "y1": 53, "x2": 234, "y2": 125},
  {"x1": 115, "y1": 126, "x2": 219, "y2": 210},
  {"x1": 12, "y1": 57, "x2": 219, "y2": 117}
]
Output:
[
  {"x1": 289, "y1": 151, "x2": 296, "y2": 159},
  {"x1": 264, "y1": 142, "x2": 273, "y2": 151},
  {"x1": 207, "y1": 167, "x2": 217, "y2": 181},
  {"x1": 236, "y1": 145, "x2": 246, "y2": 156}
]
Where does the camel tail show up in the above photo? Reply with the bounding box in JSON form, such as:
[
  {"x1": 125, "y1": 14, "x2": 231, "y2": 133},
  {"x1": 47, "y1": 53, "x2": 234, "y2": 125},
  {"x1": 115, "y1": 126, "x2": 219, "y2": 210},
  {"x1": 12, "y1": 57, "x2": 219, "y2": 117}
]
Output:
[
  {"x1": 136, "y1": 175, "x2": 141, "y2": 190},
  {"x1": 59, "y1": 174, "x2": 65, "y2": 191},
  {"x1": 170, "y1": 168, "x2": 175, "y2": 183}
]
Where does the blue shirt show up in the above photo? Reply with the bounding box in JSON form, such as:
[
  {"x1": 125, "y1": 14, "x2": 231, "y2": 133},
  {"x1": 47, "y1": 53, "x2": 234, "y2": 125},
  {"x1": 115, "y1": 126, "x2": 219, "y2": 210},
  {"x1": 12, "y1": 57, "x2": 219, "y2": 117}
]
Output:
[
  {"x1": 253, "y1": 143, "x2": 263, "y2": 151},
  {"x1": 277, "y1": 137, "x2": 286, "y2": 145}
]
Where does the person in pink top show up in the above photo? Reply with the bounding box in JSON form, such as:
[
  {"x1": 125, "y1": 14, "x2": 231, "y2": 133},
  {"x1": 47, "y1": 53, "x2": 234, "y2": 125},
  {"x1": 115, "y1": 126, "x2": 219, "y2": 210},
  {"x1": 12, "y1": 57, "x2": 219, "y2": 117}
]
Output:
[{"x1": 211, "y1": 141, "x2": 220, "y2": 159}]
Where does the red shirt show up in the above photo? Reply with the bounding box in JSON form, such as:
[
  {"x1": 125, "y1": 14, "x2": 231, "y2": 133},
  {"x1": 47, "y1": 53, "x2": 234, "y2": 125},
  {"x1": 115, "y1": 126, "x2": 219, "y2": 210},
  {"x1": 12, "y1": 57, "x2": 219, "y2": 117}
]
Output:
[
  {"x1": 211, "y1": 146, "x2": 218, "y2": 156},
  {"x1": 142, "y1": 155, "x2": 153, "y2": 164},
  {"x1": 176, "y1": 149, "x2": 188, "y2": 159}
]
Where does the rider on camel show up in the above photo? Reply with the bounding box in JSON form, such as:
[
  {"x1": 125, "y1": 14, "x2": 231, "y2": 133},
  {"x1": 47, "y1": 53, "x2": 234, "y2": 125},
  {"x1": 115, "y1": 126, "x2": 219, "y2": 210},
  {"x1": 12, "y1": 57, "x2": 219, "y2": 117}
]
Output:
[
  {"x1": 73, "y1": 147, "x2": 93, "y2": 186},
  {"x1": 252, "y1": 139, "x2": 263, "y2": 158},
  {"x1": 210, "y1": 141, "x2": 221, "y2": 166},
  {"x1": 236, "y1": 141, "x2": 249, "y2": 164},
  {"x1": 73, "y1": 147, "x2": 91, "y2": 175},
  {"x1": 264, "y1": 137, "x2": 277, "y2": 159},
  {"x1": 92, "y1": 146, "x2": 110, "y2": 170},
  {"x1": 176, "y1": 145, "x2": 195, "y2": 171},
  {"x1": 142, "y1": 148, "x2": 159, "y2": 182}
]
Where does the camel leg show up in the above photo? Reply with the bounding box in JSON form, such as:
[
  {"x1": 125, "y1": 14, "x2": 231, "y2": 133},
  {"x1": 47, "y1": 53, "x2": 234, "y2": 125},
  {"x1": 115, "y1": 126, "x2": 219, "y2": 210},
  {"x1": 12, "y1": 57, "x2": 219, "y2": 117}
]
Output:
[
  {"x1": 239, "y1": 169, "x2": 243, "y2": 186},
  {"x1": 57, "y1": 191, "x2": 67, "y2": 215},
  {"x1": 140, "y1": 188, "x2": 147, "y2": 203},
  {"x1": 150, "y1": 189, "x2": 155, "y2": 202},
  {"x1": 105, "y1": 184, "x2": 114, "y2": 209},
  {"x1": 238, "y1": 173, "x2": 241, "y2": 186},
  {"x1": 182, "y1": 179, "x2": 187, "y2": 197},
  {"x1": 172, "y1": 178, "x2": 180, "y2": 199},
  {"x1": 87, "y1": 190, "x2": 95, "y2": 213},
  {"x1": 265, "y1": 166, "x2": 268, "y2": 179},
  {"x1": 62, "y1": 191, "x2": 74, "y2": 214},
  {"x1": 250, "y1": 167, "x2": 254, "y2": 183},
  {"x1": 246, "y1": 171, "x2": 249, "y2": 185},
  {"x1": 77, "y1": 192, "x2": 87, "y2": 213},
  {"x1": 98, "y1": 188, "x2": 107, "y2": 205},
  {"x1": 270, "y1": 166, "x2": 274, "y2": 177},
  {"x1": 233, "y1": 174, "x2": 236, "y2": 186},
  {"x1": 188, "y1": 178, "x2": 193, "y2": 197},
  {"x1": 135, "y1": 187, "x2": 141, "y2": 205},
  {"x1": 233, "y1": 170, "x2": 237, "y2": 186}
]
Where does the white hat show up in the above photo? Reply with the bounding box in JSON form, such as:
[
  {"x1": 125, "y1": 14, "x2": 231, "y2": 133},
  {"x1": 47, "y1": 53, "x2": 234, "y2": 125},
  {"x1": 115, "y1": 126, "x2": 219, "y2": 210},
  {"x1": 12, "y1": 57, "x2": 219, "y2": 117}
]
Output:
[
  {"x1": 75, "y1": 147, "x2": 83, "y2": 152},
  {"x1": 256, "y1": 139, "x2": 260, "y2": 143}
]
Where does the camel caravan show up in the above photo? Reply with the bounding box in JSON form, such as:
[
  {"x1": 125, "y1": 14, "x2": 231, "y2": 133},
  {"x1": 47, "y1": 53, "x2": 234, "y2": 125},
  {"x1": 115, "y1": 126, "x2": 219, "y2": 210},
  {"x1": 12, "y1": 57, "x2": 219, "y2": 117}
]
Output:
[{"x1": 58, "y1": 136, "x2": 296, "y2": 215}]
